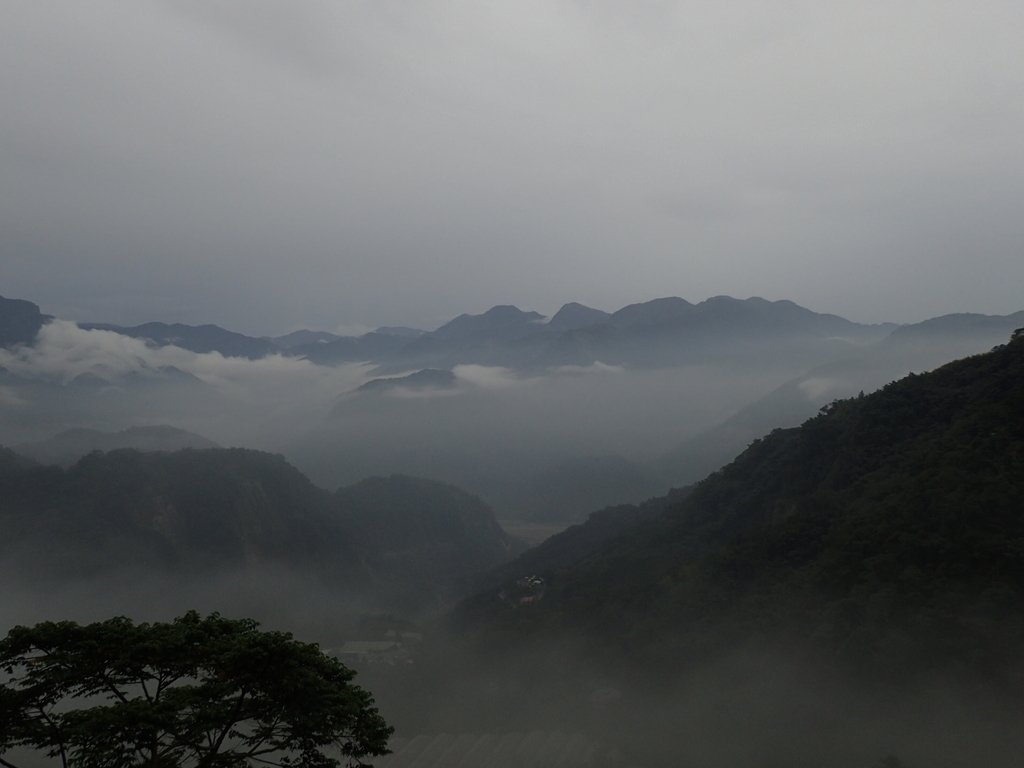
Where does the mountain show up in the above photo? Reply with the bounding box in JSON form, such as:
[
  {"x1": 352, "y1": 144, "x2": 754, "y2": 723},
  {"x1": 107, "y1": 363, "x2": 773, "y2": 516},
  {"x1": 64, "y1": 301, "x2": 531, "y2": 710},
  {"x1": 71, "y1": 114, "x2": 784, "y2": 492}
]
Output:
[
  {"x1": 462, "y1": 329, "x2": 1024, "y2": 684},
  {"x1": 293, "y1": 297, "x2": 921, "y2": 524},
  {"x1": 430, "y1": 305, "x2": 546, "y2": 344},
  {"x1": 12, "y1": 294, "x2": 1015, "y2": 377},
  {"x1": 269, "y1": 325, "x2": 426, "y2": 349},
  {"x1": 0, "y1": 447, "x2": 516, "y2": 610},
  {"x1": 435, "y1": 296, "x2": 890, "y2": 371},
  {"x1": 80, "y1": 322, "x2": 277, "y2": 359},
  {"x1": 469, "y1": 488, "x2": 690, "y2": 594},
  {"x1": 603, "y1": 295, "x2": 891, "y2": 340},
  {"x1": 0, "y1": 446, "x2": 357, "y2": 581},
  {"x1": 546, "y1": 303, "x2": 611, "y2": 332},
  {"x1": 608, "y1": 296, "x2": 695, "y2": 328},
  {"x1": 299, "y1": 296, "x2": 895, "y2": 374},
  {"x1": 655, "y1": 309, "x2": 1024, "y2": 489},
  {"x1": 354, "y1": 368, "x2": 457, "y2": 395},
  {"x1": 884, "y1": 311, "x2": 1024, "y2": 342},
  {"x1": 269, "y1": 330, "x2": 342, "y2": 348},
  {"x1": 0, "y1": 362, "x2": 225, "y2": 448},
  {"x1": 595, "y1": 296, "x2": 893, "y2": 368},
  {"x1": 337, "y1": 475, "x2": 519, "y2": 597},
  {"x1": 59, "y1": 295, "x2": 896, "y2": 372},
  {"x1": 375, "y1": 326, "x2": 426, "y2": 338},
  {"x1": 319, "y1": 305, "x2": 549, "y2": 373},
  {"x1": 0, "y1": 295, "x2": 52, "y2": 348},
  {"x1": 14, "y1": 425, "x2": 220, "y2": 467},
  {"x1": 288, "y1": 332, "x2": 412, "y2": 365},
  {"x1": 514, "y1": 455, "x2": 664, "y2": 524}
]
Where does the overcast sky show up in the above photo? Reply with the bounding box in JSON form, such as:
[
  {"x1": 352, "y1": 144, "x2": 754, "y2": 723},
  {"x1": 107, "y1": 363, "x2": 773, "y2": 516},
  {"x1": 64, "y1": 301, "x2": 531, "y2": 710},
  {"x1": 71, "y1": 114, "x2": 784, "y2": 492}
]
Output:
[{"x1": 2, "y1": 1, "x2": 1022, "y2": 335}]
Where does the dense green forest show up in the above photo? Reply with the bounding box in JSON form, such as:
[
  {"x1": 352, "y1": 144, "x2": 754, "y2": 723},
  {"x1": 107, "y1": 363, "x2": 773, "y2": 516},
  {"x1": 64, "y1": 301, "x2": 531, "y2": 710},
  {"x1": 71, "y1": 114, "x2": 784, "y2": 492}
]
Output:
[{"x1": 463, "y1": 331, "x2": 1024, "y2": 687}]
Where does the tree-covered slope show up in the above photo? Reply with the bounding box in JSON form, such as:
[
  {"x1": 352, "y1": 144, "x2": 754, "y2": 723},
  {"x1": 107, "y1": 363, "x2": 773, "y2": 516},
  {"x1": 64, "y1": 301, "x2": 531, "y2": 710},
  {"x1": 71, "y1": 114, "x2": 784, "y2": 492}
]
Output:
[
  {"x1": 468, "y1": 331, "x2": 1024, "y2": 683},
  {"x1": 0, "y1": 448, "x2": 515, "y2": 608},
  {"x1": 467, "y1": 488, "x2": 690, "y2": 595},
  {"x1": 0, "y1": 447, "x2": 363, "y2": 582},
  {"x1": 337, "y1": 474, "x2": 518, "y2": 589}
]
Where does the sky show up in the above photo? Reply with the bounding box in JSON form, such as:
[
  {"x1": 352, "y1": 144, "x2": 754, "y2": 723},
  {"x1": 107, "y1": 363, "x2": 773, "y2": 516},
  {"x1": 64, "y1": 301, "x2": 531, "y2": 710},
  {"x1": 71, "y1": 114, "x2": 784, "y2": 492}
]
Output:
[{"x1": 2, "y1": 0, "x2": 1023, "y2": 337}]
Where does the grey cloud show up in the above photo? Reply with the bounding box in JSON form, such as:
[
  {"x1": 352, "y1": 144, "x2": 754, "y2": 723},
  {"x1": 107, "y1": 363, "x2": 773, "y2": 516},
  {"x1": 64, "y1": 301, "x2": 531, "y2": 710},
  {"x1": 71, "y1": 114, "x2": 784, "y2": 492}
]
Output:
[
  {"x1": 1, "y1": 1, "x2": 1022, "y2": 334},
  {"x1": 0, "y1": 320, "x2": 371, "y2": 446}
]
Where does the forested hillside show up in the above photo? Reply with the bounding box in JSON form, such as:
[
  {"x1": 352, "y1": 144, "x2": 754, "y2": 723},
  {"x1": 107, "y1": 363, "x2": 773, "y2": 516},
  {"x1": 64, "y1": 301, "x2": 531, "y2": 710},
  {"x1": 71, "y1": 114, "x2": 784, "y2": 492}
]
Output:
[
  {"x1": 465, "y1": 330, "x2": 1024, "y2": 685},
  {"x1": 0, "y1": 448, "x2": 514, "y2": 610}
]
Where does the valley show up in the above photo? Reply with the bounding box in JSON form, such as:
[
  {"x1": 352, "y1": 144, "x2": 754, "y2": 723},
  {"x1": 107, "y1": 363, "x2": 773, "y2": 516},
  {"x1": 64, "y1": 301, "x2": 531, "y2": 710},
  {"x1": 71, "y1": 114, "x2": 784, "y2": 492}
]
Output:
[{"x1": 2, "y1": 294, "x2": 1023, "y2": 766}]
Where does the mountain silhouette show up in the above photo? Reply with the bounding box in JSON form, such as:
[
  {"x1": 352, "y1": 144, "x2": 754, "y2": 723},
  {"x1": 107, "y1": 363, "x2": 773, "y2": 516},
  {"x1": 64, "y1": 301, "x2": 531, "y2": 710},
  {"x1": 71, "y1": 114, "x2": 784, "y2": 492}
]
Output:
[{"x1": 0, "y1": 295, "x2": 51, "y2": 349}]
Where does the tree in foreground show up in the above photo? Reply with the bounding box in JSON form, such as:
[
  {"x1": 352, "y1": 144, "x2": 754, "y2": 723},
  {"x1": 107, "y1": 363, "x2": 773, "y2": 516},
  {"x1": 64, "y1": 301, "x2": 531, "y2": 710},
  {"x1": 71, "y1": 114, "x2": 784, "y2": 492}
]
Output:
[{"x1": 0, "y1": 611, "x2": 392, "y2": 768}]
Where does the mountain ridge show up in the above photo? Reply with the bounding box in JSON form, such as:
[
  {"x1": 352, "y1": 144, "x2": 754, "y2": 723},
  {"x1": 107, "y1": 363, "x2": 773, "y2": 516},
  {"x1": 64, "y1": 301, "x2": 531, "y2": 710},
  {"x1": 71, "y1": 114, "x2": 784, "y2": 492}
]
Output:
[
  {"x1": 79, "y1": 321, "x2": 278, "y2": 359},
  {"x1": 460, "y1": 329, "x2": 1024, "y2": 684},
  {"x1": 0, "y1": 447, "x2": 516, "y2": 612},
  {"x1": 0, "y1": 293, "x2": 907, "y2": 368}
]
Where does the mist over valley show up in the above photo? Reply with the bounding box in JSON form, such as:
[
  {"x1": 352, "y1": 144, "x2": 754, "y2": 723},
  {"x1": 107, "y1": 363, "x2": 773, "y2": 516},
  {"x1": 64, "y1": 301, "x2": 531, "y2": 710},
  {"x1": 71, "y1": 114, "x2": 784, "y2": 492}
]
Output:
[
  {"x1": 3, "y1": 293, "x2": 1021, "y2": 523},
  {"x1": 3, "y1": 291, "x2": 1024, "y2": 766}
]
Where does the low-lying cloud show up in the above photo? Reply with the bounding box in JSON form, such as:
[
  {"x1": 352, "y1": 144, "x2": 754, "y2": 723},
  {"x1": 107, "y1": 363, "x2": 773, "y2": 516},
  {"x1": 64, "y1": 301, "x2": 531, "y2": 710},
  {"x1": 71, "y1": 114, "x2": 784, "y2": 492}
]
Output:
[
  {"x1": 0, "y1": 321, "x2": 371, "y2": 447},
  {"x1": 0, "y1": 320, "x2": 366, "y2": 390}
]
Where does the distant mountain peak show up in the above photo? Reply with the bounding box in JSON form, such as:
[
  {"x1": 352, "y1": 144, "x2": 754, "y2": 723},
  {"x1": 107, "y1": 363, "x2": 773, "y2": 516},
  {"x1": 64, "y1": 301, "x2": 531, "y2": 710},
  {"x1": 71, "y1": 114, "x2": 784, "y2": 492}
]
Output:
[
  {"x1": 0, "y1": 295, "x2": 52, "y2": 349},
  {"x1": 431, "y1": 305, "x2": 546, "y2": 343},
  {"x1": 478, "y1": 305, "x2": 545, "y2": 322},
  {"x1": 354, "y1": 368, "x2": 456, "y2": 395},
  {"x1": 547, "y1": 303, "x2": 611, "y2": 332},
  {"x1": 609, "y1": 296, "x2": 695, "y2": 328},
  {"x1": 269, "y1": 330, "x2": 343, "y2": 348},
  {"x1": 79, "y1": 321, "x2": 276, "y2": 360}
]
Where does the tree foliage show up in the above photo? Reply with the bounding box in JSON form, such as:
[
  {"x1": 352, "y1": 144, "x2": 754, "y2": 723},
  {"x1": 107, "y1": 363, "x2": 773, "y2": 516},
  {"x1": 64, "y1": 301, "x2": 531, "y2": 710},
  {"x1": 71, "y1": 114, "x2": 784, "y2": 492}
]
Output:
[{"x1": 0, "y1": 611, "x2": 392, "y2": 768}]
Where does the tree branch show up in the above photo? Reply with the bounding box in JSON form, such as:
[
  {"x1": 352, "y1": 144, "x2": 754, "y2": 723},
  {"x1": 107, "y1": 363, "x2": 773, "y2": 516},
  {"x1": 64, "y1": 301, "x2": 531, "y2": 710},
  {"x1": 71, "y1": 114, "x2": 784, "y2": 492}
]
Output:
[
  {"x1": 199, "y1": 689, "x2": 249, "y2": 766},
  {"x1": 240, "y1": 716, "x2": 284, "y2": 759},
  {"x1": 97, "y1": 671, "x2": 131, "y2": 705},
  {"x1": 36, "y1": 707, "x2": 68, "y2": 768}
]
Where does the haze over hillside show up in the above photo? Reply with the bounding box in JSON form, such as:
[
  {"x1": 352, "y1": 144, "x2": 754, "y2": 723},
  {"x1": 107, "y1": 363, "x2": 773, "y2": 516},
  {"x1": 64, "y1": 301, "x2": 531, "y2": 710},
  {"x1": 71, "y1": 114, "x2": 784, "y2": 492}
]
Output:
[
  {"x1": 435, "y1": 327, "x2": 1024, "y2": 767},
  {"x1": 467, "y1": 329, "x2": 1024, "y2": 672},
  {"x1": 15, "y1": 425, "x2": 220, "y2": 467},
  {"x1": 0, "y1": 447, "x2": 517, "y2": 616},
  {"x1": 3, "y1": 293, "x2": 1022, "y2": 523}
]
